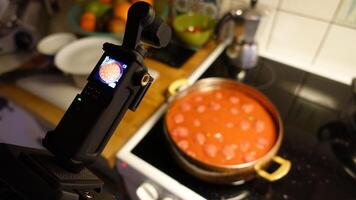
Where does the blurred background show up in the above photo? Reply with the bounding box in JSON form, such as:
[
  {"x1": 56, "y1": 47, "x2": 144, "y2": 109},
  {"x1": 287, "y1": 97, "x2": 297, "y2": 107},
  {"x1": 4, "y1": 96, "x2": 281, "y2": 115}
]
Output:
[{"x1": 1, "y1": 0, "x2": 356, "y2": 83}]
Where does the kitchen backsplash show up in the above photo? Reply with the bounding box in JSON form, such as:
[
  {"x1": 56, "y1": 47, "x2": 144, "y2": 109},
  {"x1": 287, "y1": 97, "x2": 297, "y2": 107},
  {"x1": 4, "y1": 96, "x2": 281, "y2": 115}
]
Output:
[{"x1": 225, "y1": 0, "x2": 356, "y2": 85}]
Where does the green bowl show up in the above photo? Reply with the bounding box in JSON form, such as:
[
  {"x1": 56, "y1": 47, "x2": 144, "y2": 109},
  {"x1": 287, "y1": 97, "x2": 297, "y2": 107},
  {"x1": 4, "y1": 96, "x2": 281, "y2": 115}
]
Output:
[{"x1": 173, "y1": 13, "x2": 216, "y2": 47}]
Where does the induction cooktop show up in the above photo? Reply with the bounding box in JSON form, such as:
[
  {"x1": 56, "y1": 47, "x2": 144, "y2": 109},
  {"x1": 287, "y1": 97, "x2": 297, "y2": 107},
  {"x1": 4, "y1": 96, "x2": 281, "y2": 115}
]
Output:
[
  {"x1": 131, "y1": 53, "x2": 356, "y2": 200},
  {"x1": 147, "y1": 41, "x2": 196, "y2": 68}
]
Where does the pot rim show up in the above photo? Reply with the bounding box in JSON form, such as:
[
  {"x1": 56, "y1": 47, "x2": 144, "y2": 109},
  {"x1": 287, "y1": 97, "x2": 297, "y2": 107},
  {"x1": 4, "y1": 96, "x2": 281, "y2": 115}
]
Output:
[{"x1": 164, "y1": 77, "x2": 284, "y2": 172}]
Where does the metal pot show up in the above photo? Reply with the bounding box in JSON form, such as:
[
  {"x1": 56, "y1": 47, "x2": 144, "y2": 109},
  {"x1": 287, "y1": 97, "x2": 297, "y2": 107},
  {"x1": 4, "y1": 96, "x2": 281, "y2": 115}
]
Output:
[{"x1": 164, "y1": 77, "x2": 291, "y2": 184}]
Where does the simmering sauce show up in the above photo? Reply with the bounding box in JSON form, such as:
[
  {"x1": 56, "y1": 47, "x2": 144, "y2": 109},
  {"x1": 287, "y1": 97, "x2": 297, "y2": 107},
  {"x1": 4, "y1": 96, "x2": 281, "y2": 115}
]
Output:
[{"x1": 166, "y1": 87, "x2": 276, "y2": 166}]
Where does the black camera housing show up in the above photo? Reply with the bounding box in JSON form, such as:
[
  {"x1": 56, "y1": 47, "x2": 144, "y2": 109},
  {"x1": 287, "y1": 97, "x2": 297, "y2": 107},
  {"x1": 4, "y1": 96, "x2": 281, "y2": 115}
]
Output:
[{"x1": 43, "y1": 1, "x2": 171, "y2": 172}]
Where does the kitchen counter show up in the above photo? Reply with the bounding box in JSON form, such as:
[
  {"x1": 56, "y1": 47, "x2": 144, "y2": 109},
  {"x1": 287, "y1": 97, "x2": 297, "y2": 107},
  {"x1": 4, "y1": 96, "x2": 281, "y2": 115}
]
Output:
[{"x1": 0, "y1": 39, "x2": 222, "y2": 167}]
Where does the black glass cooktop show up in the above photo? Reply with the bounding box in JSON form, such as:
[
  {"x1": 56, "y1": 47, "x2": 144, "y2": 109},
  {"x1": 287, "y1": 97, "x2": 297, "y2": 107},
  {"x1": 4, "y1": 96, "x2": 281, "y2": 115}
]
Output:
[
  {"x1": 132, "y1": 54, "x2": 356, "y2": 200},
  {"x1": 147, "y1": 41, "x2": 196, "y2": 68}
]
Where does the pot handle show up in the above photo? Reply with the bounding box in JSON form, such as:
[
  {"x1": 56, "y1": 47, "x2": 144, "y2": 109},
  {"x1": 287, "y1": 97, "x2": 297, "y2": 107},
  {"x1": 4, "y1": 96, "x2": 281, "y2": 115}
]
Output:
[
  {"x1": 254, "y1": 156, "x2": 291, "y2": 182},
  {"x1": 168, "y1": 78, "x2": 189, "y2": 97}
]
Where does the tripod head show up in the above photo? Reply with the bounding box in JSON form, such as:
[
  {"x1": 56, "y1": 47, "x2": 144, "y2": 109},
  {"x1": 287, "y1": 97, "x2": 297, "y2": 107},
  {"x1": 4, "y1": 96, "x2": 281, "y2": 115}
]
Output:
[{"x1": 43, "y1": 1, "x2": 171, "y2": 172}]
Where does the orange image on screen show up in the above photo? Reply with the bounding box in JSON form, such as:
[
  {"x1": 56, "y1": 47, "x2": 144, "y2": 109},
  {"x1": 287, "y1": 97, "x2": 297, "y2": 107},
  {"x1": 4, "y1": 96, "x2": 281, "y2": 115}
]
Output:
[
  {"x1": 166, "y1": 88, "x2": 276, "y2": 166},
  {"x1": 99, "y1": 62, "x2": 122, "y2": 84}
]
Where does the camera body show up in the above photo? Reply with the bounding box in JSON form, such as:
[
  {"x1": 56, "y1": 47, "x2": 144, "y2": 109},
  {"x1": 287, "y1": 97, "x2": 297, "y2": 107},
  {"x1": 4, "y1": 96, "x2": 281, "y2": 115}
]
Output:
[
  {"x1": 43, "y1": 43, "x2": 151, "y2": 171},
  {"x1": 43, "y1": 1, "x2": 171, "y2": 172}
]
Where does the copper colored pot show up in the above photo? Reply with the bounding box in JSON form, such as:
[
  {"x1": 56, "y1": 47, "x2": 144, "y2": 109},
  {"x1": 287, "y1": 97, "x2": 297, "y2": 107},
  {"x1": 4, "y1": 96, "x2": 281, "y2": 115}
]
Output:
[{"x1": 164, "y1": 78, "x2": 291, "y2": 185}]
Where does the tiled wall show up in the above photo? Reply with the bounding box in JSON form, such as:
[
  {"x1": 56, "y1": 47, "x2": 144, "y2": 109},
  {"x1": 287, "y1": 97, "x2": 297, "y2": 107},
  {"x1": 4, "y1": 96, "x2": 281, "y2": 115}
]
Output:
[{"x1": 227, "y1": 0, "x2": 356, "y2": 85}]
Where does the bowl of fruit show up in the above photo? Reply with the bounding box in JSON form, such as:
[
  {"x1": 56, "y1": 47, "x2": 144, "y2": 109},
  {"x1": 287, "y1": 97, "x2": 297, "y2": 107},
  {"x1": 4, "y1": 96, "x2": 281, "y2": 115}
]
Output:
[
  {"x1": 68, "y1": 0, "x2": 153, "y2": 40},
  {"x1": 172, "y1": 12, "x2": 216, "y2": 47}
]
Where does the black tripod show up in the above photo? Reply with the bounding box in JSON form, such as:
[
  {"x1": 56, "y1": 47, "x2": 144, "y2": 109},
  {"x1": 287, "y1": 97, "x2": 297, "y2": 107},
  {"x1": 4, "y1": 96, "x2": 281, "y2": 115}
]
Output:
[
  {"x1": 0, "y1": 144, "x2": 114, "y2": 200},
  {"x1": 0, "y1": 2, "x2": 171, "y2": 199}
]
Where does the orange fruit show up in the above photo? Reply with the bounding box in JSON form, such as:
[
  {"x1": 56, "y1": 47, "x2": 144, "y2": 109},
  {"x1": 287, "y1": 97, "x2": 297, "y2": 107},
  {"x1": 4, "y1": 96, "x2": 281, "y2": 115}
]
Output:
[
  {"x1": 108, "y1": 18, "x2": 125, "y2": 33},
  {"x1": 112, "y1": 0, "x2": 126, "y2": 4},
  {"x1": 80, "y1": 12, "x2": 96, "y2": 32},
  {"x1": 81, "y1": 11, "x2": 96, "y2": 21},
  {"x1": 131, "y1": 0, "x2": 153, "y2": 5},
  {"x1": 113, "y1": 2, "x2": 132, "y2": 21}
]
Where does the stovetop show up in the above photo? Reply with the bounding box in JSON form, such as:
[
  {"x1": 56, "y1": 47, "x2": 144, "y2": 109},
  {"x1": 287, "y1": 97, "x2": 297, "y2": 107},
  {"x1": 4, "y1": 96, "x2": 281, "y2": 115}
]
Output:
[
  {"x1": 147, "y1": 41, "x2": 196, "y2": 68},
  {"x1": 132, "y1": 54, "x2": 356, "y2": 200}
]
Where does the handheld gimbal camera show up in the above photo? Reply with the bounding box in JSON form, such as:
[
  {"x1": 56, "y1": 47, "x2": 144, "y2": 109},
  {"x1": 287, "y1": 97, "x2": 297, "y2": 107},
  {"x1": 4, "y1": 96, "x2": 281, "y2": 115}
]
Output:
[
  {"x1": 43, "y1": 1, "x2": 171, "y2": 173},
  {"x1": 0, "y1": 2, "x2": 171, "y2": 199}
]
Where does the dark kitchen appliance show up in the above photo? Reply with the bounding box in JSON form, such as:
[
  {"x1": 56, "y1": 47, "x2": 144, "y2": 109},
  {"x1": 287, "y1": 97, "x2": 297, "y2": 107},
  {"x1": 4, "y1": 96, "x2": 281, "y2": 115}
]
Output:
[
  {"x1": 147, "y1": 41, "x2": 196, "y2": 68},
  {"x1": 118, "y1": 44, "x2": 356, "y2": 200},
  {"x1": 317, "y1": 79, "x2": 356, "y2": 179}
]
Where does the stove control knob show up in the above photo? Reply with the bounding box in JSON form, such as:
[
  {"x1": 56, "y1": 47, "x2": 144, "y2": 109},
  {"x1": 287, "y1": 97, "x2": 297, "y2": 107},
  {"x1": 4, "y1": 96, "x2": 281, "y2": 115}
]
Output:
[{"x1": 136, "y1": 182, "x2": 159, "y2": 200}]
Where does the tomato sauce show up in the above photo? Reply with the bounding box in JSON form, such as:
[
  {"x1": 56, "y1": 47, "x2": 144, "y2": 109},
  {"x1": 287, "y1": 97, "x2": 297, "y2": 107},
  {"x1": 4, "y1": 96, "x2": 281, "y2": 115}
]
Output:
[{"x1": 166, "y1": 87, "x2": 276, "y2": 166}]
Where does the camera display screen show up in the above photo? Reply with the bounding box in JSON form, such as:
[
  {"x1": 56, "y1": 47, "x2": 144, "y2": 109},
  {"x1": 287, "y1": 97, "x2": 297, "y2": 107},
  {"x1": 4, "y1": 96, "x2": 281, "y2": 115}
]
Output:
[{"x1": 95, "y1": 56, "x2": 127, "y2": 88}]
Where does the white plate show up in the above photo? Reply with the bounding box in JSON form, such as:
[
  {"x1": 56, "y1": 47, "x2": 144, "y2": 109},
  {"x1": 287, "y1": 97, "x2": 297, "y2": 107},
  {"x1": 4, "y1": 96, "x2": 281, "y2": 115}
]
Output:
[
  {"x1": 55, "y1": 36, "x2": 120, "y2": 75},
  {"x1": 37, "y1": 32, "x2": 77, "y2": 56}
]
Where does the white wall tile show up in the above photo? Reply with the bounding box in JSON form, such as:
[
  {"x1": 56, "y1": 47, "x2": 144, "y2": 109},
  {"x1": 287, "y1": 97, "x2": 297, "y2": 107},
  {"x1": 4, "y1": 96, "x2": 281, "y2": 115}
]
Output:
[
  {"x1": 281, "y1": 0, "x2": 341, "y2": 21},
  {"x1": 252, "y1": 0, "x2": 280, "y2": 8},
  {"x1": 267, "y1": 11, "x2": 328, "y2": 65},
  {"x1": 230, "y1": 0, "x2": 280, "y2": 11},
  {"x1": 315, "y1": 25, "x2": 356, "y2": 80},
  {"x1": 255, "y1": 10, "x2": 276, "y2": 52}
]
